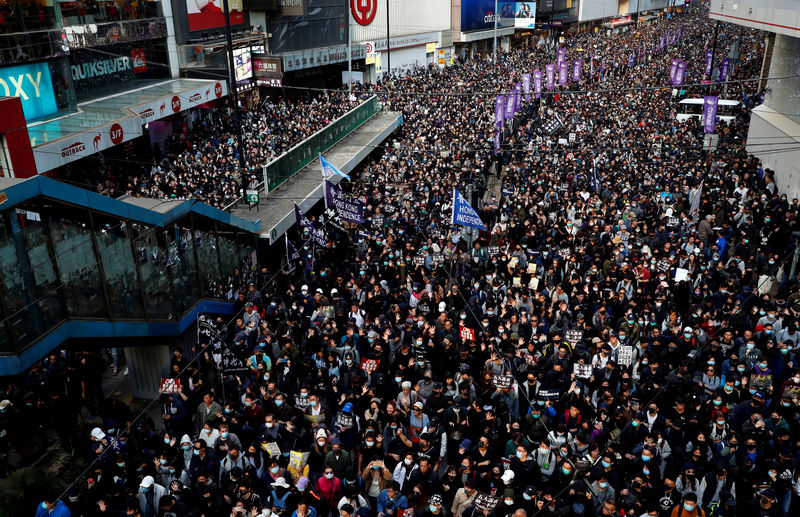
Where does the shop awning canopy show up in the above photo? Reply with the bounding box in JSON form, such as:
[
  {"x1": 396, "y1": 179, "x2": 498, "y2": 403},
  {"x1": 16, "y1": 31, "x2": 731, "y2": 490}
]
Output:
[{"x1": 27, "y1": 78, "x2": 229, "y2": 173}]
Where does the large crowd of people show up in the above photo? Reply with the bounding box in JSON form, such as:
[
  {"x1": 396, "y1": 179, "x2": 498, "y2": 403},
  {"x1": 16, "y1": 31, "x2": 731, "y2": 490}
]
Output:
[
  {"x1": 6, "y1": 5, "x2": 800, "y2": 517},
  {"x1": 97, "y1": 93, "x2": 364, "y2": 209}
]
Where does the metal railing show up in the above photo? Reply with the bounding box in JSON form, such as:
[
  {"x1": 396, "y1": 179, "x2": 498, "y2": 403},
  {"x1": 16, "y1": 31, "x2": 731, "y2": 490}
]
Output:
[
  {"x1": 223, "y1": 95, "x2": 379, "y2": 212},
  {"x1": 264, "y1": 95, "x2": 379, "y2": 193}
]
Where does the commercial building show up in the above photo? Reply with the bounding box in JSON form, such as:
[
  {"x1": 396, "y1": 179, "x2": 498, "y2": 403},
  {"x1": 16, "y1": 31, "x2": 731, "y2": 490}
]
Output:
[
  {"x1": 709, "y1": 0, "x2": 800, "y2": 197},
  {"x1": 0, "y1": 0, "x2": 242, "y2": 179}
]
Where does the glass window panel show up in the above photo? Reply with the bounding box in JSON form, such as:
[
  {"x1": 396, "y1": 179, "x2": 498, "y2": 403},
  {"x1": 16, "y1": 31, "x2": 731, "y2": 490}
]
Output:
[
  {"x1": 95, "y1": 218, "x2": 145, "y2": 319},
  {"x1": 131, "y1": 224, "x2": 173, "y2": 319},
  {"x1": 0, "y1": 214, "x2": 64, "y2": 348},
  {"x1": 216, "y1": 227, "x2": 239, "y2": 286},
  {"x1": 193, "y1": 216, "x2": 222, "y2": 298},
  {"x1": 168, "y1": 222, "x2": 201, "y2": 315},
  {"x1": 48, "y1": 212, "x2": 107, "y2": 318}
]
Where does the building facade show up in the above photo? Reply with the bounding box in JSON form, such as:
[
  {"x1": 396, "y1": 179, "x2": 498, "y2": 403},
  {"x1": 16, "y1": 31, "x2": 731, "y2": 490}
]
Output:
[{"x1": 709, "y1": 0, "x2": 800, "y2": 197}]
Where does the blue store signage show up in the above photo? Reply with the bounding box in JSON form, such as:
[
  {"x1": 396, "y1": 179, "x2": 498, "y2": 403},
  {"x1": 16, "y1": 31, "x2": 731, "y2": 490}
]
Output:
[{"x1": 0, "y1": 62, "x2": 58, "y2": 121}]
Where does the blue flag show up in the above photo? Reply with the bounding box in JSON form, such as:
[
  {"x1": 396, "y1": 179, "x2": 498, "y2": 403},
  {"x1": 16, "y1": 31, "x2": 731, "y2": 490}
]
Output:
[
  {"x1": 452, "y1": 189, "x2": 486, "y2": 230},
  {"x1": 320, "y1": 154, "x2": 350, "y2": 181}
]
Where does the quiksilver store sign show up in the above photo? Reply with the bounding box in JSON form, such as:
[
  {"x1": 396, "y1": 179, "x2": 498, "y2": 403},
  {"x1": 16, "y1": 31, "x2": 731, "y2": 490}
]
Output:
[{"x1": 71, "y1": 57, "x2": 132, "y2": 81}]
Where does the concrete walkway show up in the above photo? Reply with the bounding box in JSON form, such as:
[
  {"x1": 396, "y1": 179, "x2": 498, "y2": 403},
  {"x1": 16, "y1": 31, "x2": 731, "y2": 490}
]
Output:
[{"x1": 231, "y1": 110, "x2": 403, "y2": 244}]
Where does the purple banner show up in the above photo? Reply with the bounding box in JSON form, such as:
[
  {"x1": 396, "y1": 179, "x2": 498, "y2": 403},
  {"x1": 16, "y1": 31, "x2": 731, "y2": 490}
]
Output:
[
  {"x1": 545, "y1": 64, "x2": 556, "y2": 90},
  {"x1": 495, "y1": 95, "x2": 505, "y2": 128},
  {"x1": 557, "y1": 47, "x2": 566, "y2": 65},
  {"x1": 533, "y1": 70, "x2": 542, "y2": 98},
  {"x1": 705, "y1": 50, "x2": 713, "y2": 76},
  {"x1": 675, "y1": 60, "x2": 687, "y2": 86},
  {"x1": 703, "y1": 96, "x2": 718, "y2": 134},
  {"x1": 522, "y1": 73, "x2": 531, "y2": 101},
  {"x1": 513, "y1": 82, "x2": 521, "y2": 113},
  {"x1": 628, "y1": 54, "x2": 634, "y2": 68},
  {"x1": 494, "y1": 129, "x2": 501, "y2": 155},
  {"x1": 572, "y1": 59, "x2": 582, "y2": 83},
  {"x1": 505, "y1": 93, "x2": 515, "y2": 119},
  {"x1": 669, "y1": 59, "x2": 679, "y2": 84},
  {"x1": 558, "y1": 60, "x2": 568, "y2": 86},
  {"x1": 720, "y1": 58, "x2": 730, "y2": 82},
  {"x1": 659, "y1": 34, "x2": 664, "y2": 52}
]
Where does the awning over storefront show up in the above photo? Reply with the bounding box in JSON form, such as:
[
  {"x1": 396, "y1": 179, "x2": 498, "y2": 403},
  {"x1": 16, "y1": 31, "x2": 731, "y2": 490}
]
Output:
[{"x1": 27, "y1": 78, "x2": 228, "y2": 173}]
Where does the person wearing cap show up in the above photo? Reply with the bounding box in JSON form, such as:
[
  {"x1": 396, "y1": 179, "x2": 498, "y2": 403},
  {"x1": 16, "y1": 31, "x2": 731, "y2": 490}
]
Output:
[
  {"x1": 137, "y1": 475, "x2": 166, "y2": 517},
  {"x1": 324, "y1": 435, "x2": 353, "y2": 480},
  {"x1": 408, "y1": 401, "x2": 429, "y2": 443},
  {"x1": 418, "y1": 494, "x2": 447, "y2": 517}
]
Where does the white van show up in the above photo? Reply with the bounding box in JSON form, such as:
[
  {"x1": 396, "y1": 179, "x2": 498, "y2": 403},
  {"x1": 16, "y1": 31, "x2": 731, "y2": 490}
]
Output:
[{"x1": 676, "y1": 98, "x2": 740, "y2": 123}]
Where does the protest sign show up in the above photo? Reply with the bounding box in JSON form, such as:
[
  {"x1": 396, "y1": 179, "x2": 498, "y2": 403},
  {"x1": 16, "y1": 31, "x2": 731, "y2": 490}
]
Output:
[
  {"x1": 360, "y1": 358, "x2": 381, "y2": 373},
  {"x1": 617, "y1": 345, "x2": 634, "y2": 366},
  {"x1": 492, "y1": 374, "x2": 514, "y2": 389},
  {"x1": 160, "y1": 378, "x2": 180, "y2": 394},
  {"x1": 574, "y1": 363, "x2": 593, "y2": 379}
]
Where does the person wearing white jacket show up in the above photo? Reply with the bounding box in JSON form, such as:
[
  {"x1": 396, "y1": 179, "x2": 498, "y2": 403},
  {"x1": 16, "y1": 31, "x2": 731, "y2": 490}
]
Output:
[{"x1": 138, "y1": 475, "x2": 166, "y2": 517}]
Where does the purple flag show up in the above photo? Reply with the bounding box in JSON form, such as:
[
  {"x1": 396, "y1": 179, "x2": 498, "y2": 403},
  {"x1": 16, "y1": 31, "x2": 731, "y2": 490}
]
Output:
[
  {"x1": 720, "y1": 58, "x2": 730, "y2": 82},
  {"x1": 669, "y1": 59, "x2": 679, "y2": 84},
  {"x1": 505, "y1": 93, "x2": 515, "y2": 119},
  {"x1": 675, "y1": 60, "x2": 687, "y2": 86},
  {"x1": 703, "y1": 96, "x2": 718, "y2": 134},
  {"x1": 557, "y1": 47, "x2": 566, "y2": 65},
  {"x1": 546, "y1": 64, "x2": 556, "y2": 90},
  {"x1": 513, "y1": 82, "x2": 521, "y2": 112},
  {"x1": 704, "y1": 50, "x2": 713, "y2": 76},
  {"x1": 572, "y1": 59, "x2": 582, "y2": 83},
  {"x1": 495, "y1": 95, "x2": 505, "y2": 128},
  {"x1": 494, "y1": 129, "x2": 501, "y2": 155},
  {"x1": 628, "y1": 54, "x2": 634, "y2": 68},
  {"x1": 533, "y1": 70, "x2": 542, "y2": 98},
  {"x1": 558, "y1": 60, "x2": 568, "y2": 86},
  {"x1": 522, "y1": 73, "x2": 531, "y2": 102}
]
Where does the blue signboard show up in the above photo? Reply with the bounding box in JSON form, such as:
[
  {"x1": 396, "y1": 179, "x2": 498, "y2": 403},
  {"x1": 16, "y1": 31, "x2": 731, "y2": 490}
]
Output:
[
  {"x1": 0, "y1": 62, "x2": 58, "y2": 121},
  {"x1": 461, "y1": 0, "x2": 515, "y2": 32}
]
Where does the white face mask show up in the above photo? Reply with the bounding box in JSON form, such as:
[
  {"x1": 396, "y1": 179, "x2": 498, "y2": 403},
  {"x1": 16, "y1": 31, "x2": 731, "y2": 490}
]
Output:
[{"x1": 404, "y1": 458, "x2": 413, "y2": 466}]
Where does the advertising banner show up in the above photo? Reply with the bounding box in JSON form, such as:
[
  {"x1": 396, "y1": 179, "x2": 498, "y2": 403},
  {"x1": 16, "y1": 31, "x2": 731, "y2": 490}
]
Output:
[
  {"x1": 133, "y1": 81, "x2": 228, "y2": 123},
  {"x1": 0, "y1": 62, "x2": 58, "y2": 121},
  {"x1": 460, "y1": 0, "x2": 512, "y2": 32},
  {"x1": 186, "y1": 0, "x2": 244, "y2": 32}
]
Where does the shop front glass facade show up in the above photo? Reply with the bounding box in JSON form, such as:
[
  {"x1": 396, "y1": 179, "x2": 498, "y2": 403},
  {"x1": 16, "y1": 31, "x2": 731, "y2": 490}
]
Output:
[{"x1": 0, "y1": 197, "x2": 256, "y2": 354}]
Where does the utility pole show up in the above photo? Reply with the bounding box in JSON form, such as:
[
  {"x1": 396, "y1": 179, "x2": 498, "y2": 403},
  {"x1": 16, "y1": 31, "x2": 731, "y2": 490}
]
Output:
[
  {"x1": 347, "y1": 0, "x2": 352, "y2": 95},
  {"x1": 709, "y1": 20, "x2": 720, "y2": 85},
  {"x1": 222, "y1": 0, "x2": 247, "y2": 174},
  {"x1": 493, "y1": 0, "x2": 498, "y2": 62},
  {"x1": 385, "y1": 0, "x2": 390, "y2": 78}
]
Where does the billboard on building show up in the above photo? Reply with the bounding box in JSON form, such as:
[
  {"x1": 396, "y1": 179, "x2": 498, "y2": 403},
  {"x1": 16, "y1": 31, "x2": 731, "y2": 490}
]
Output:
[
  {"x1": 0, "y1": 62, "x2": 59, "y2": 121},
  {"x1": 461, "y1": 0, "x2": 514, "y2": 32},
  {"x1": 186, "y1": 0, "x2": 244, "y2": 32},
  {"x1": 233, "y1": 47, "x2": 253, "y2": 81}
]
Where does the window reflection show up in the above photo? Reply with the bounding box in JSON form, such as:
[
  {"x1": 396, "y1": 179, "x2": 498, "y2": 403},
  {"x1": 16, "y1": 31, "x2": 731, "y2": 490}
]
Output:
[
  {"x1": 47, "y1": 213, "x2": 108, "y2": 318},
  {"x1": 131, "y1": 224, "x2": 173, "y2": 319},
  {"x1": 95, "y1": 219, "x2": 145, "y2": 319},
  {"x1": 0, "y1": 213, "x2": 63, "y2": 348}
]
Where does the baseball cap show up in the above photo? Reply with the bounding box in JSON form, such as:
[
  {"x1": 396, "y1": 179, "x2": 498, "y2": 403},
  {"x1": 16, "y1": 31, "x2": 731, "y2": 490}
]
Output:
[
  {"x1": 343, "y1": 402, "x2": 354, "y2": 412},
  {"x1": 140, "y1": 476, "x2": 155, "y2": 488}
]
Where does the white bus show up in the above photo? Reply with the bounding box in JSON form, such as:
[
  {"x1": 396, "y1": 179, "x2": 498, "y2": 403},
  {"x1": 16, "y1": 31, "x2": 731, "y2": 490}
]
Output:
[{"x1": 676, "y1": 98, "x2": 740, "y2": 123}]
